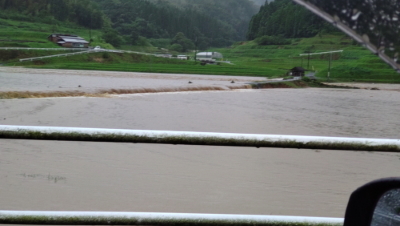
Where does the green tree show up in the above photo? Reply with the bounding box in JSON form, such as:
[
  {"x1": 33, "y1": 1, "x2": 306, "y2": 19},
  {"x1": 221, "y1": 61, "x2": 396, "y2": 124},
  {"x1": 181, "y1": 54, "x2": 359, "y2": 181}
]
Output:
[
  {"x1": 130, "y1": 30, "x2": 140, "y2": 45},
  {"x1": 171, "y1": 32, "x2": 194, "y2": 52},
  {"x1": 247, "y1": 0, "x2": 333, "y2": 40},
  {"x1": 102, "y1": 28, "x2": 124, "y2": 47},
  {"x1": 170, "y1": 43, "x2": 183, "y2": 52}
]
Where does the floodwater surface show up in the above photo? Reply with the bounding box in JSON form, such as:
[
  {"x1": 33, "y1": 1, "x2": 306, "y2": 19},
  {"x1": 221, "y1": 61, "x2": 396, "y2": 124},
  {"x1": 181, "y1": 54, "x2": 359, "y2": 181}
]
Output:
[{"x1": 1, "y1": 68, "x2": 399, "y2": 218}]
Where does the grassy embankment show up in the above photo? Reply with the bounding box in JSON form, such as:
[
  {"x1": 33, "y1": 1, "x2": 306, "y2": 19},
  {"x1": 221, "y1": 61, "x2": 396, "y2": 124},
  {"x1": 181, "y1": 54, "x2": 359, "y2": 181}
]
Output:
[
  {"x1": 0, "y1": 16, "x2": 109, "y2": 48},
  {"x1": 211, "y1": 33, "x2": 400, "y2": 83},
  {"x1": 0, "y1": 16, "x2": 399, "y2": 82}
]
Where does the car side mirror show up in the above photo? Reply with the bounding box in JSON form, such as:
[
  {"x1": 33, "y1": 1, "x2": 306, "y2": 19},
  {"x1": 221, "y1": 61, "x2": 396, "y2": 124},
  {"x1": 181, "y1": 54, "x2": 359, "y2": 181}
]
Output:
[
  {"x1": 343, "y1": 178, "x2": 400, "y2": 226},
  {"x1": 371, "y1": 188, "x2": 400, "y2": 226}
]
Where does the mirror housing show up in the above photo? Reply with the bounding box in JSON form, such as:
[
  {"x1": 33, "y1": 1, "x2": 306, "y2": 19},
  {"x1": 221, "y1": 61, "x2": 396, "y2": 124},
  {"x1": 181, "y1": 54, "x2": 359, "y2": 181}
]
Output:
[{"x1": 344, "y1": 177, "x2": 400, "y2": 226}]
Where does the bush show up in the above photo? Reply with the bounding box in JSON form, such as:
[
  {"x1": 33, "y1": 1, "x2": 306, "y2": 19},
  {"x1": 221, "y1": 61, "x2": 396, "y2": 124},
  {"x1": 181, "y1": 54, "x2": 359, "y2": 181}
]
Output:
[
  {"x1": 341, "y1": 51, "x2": 361, "y2": 60},
  {"x1": 171, "y1": 32, "x2": 195, "y2": 51},
  {"x1": 255, "y1": 35, "x2": 291, "y2": 45},
  {"x1": 102, "y1": 29, "x2": 124, "y2": 48},
  {"x1": 0, "y1": 50, "x2": 20, "y2": 61},
  {"x1": 170, "y1": 44, "x2": 183, "y2": 52},
  {"x1": 149, "y1": 38, "x2": 171, "y2": 48},
  {"x1": 102, "y1": 52, "x2": 110, "y2": 59},
  {"x1": 137, "y1": 36, "x2": 152, "y2": 47}
]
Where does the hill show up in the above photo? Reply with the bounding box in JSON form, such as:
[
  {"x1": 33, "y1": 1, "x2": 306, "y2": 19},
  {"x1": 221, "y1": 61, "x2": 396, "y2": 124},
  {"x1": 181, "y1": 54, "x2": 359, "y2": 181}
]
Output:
[
  {"x1": 247, "y1": 0, "x2": 333, "y2": 40},
  {"x1": 145, "y1": 0, "x2": 258, "y2": 41},
  {"x1": 0, "y1": 0, "x2": 105, "y2": 29},
  {"x1": 0, "y1": 0, "x2": 259, "y2": 49},
  {"x1": 0, "y1": 0, "x2": 398, "y2": 83},
  {"x1": 96, "y1": 0, "x2": 258, "y2": 49}
]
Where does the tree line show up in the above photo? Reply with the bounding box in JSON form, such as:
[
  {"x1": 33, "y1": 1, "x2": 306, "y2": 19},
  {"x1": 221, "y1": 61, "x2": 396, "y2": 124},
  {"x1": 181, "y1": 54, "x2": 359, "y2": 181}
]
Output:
[
  {"x1": 96, "y1": 0, "x2": 258, "y2": 49},
  {"x1": 247, "y1": 0, "x2": 335, "y2": 42},
  {"x1": 0, "y1": 0, "x2": 105, "y2": 29},
  {"x1": 0, "y1": 0, "x2": 259, "y2": 49},
  {"x1": 0, "y1": 0, "x2": 339, "y2": 49}
]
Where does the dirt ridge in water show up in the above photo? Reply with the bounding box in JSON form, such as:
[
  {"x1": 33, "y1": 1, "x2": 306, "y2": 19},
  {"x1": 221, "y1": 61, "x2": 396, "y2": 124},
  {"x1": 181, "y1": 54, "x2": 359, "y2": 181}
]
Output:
[{"x1": 0, "y1": 85, "x2": 253, "y2": 99}]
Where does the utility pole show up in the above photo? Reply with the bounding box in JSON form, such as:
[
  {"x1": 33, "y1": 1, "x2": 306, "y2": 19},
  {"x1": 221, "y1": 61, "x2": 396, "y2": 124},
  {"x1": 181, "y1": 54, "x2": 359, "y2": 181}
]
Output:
[
  {"x1": 194, "y1": 37, "x2": 198, "y2": 62},
  {"x1": 89, "y1": 14, "x2": 92, "y2": 42},
  {"x1": 328, "y1": 52, "x2": 332, "y2": 81}
]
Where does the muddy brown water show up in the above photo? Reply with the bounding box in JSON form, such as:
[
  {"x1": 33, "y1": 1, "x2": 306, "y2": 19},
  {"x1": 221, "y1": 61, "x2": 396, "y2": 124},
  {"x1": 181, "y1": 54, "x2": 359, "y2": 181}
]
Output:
[{"x1": 1, "y1": 68, "x2": 400, "y2": 218}]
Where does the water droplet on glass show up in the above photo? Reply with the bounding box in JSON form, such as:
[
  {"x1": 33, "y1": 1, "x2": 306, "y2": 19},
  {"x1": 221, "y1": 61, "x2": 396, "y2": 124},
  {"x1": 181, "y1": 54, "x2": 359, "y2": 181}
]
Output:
[
  {"x1": 389, "y1": 43, "x2": 395, "y2": 51},
  {"x1": 362, "y1": 34, "x2": 370, "y2": 42},
  {"x1": 333, "y1": 15, "x2": 340, "y2": 22},
  {"x1": 352, "y1": 11, "x2": 362, "y2": 20}
]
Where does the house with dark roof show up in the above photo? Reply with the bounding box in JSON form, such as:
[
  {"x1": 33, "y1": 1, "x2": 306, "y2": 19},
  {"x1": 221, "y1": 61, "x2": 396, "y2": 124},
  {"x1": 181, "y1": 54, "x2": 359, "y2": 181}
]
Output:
[
  {"x1": 48, "y1": 34, "x2": 89, "y2": 48},
  {"x1": 290, "y1": 67, "x2": 306, "y2": 77}
]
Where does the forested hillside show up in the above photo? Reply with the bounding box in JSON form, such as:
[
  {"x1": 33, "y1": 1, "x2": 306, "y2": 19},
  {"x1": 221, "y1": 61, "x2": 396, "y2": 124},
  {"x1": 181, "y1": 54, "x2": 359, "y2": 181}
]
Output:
[
  {"x1": 0, "y1": 0, "x2": 260, "y2": 49},
  {"x1": 146, "y1": 0, "x2": 258, "y2": 41},
  {"x1": 0, "y1": 0, "x2": 105, "y2": 29},
  {"x1": 247, "y1": 0, "x2": 334, "y2": 40},
  {"x1": 97, "y1": 0, "x2": 258, "y2": 49}
]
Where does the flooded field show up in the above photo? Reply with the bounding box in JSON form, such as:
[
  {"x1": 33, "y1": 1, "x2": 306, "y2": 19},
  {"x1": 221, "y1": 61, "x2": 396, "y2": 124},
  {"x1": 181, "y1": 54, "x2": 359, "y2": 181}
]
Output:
[{"x1": 1, "y1": 67, "x2": 400, "y2": 218}]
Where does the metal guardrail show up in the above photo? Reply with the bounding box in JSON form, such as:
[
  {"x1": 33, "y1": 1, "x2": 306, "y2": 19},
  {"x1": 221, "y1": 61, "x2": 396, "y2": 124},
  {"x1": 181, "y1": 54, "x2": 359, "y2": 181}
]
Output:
[
  {"x1": 0, "y1": 47, "x2": 216, "y2": 62},
  {"x1": 19, "y1": 50, "x2": 96, "y2": 62},
  {"x1": 0, "y1": 47, "x2": 156, "y2": 61},
  {"x1": 0, "y1": 47, "x2": 90, "y2": 51},
  {"x1": 1, "y1": 125, "x2": 399, "y2": 152},
  {"x1": 299, "y1": 50, "x2": 344, "y2": 56},
  {"x1": 0, "y1": 211, "x2": 344, "y2": 225},
  {"x1": 4, "y1": 125, "x2": 395, "y2": 224}
]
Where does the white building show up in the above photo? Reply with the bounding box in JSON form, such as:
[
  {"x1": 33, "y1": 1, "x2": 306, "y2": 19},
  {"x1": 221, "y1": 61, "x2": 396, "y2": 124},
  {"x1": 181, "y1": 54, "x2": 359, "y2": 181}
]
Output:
[
  {"x1": 177, "y1": 55, "x2": 189, "y2": 60},
  {"x1": 196, "y1": 52, "x2": 223, "y2": 61}
]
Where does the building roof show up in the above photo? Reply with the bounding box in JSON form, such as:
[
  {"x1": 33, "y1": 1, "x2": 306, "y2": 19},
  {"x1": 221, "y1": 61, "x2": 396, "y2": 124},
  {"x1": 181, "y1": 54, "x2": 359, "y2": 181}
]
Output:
[
  {"x1": 291, "y1": 67, "x2": 306, "y2": 72},
  {"x1": 49, "y1": 34, "x2": 89, "y2": 44},
  {"x1": 48, "y1": 34, "x2": 78, "y2": 38},
  {"x1": 59, "y1": 37, "x2": 89, "y2": 44}
]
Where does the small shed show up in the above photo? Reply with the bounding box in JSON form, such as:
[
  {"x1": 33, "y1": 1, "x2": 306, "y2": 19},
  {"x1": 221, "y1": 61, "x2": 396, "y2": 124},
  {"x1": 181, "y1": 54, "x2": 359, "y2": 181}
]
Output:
[
  {"x1": 48, "y1": 34, "x2": 89, "y2": 48},
  {"x1": 290, "y1": 67, "x2": 306, "y2": 77}
]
